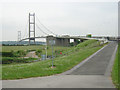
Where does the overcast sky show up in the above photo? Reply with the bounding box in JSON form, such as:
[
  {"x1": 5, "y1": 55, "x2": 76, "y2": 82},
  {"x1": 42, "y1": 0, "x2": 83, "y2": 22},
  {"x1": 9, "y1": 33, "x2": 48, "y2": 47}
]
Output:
[{"x1": 1, "y1": 0, "x2": 118, "y2": 41}]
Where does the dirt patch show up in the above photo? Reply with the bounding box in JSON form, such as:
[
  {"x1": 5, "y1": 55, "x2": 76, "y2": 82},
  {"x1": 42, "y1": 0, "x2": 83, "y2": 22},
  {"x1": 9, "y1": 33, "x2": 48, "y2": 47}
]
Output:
[{"x1": 26, "y1": 51, "x2": 38, "y2": 58}]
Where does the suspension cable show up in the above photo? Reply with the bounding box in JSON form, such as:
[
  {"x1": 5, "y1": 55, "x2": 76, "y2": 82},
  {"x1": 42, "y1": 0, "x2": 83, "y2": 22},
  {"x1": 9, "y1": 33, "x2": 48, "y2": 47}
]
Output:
[
  {"x1": 36, "y1": 15, "x2": 57, "y2": 36},
  {"x1": 36, "y1": 23, "x2": 49, "y2": 36}
]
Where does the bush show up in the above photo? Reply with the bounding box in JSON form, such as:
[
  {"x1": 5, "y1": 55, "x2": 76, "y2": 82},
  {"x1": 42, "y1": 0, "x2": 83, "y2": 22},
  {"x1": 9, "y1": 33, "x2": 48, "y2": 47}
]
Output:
[
  {"x1": 13, "y1": 50, "x2": 27, "y2": 57},
  {"x1": 1, "y1": 57, "x2": 37, "y2": 64},
  {"x1": 17, "y1": 50, "x2": 26, "y2": 56},
  {"x1": 2, "y1": 52, "x2": 13, "y2": 57},
  {"x1": 86, "y1": 34, "x2": 92, "y2": 38},
  {"x1": 69, "y1": 42, "x2": 74, "y2": 46},
  {"x1": 35, "y1": 49, "x2": 42, "y2": 57},
  {"x1": 27, "y1": 49, "x2": 36, "y2": 52},
  {"x1": 2, "y1": 50, "x2": 28, "y2": 57},
  {"x1": 36, "y1": 49, "x2": 42, "y2": 54},
  {"x1": 2, "y1": 57, "x2": 14, "y2": 64}
]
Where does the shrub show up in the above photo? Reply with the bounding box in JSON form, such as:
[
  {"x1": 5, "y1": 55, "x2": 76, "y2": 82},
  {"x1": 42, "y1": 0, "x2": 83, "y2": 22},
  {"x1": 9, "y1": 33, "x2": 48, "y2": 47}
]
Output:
[
  {"x1": 2, "y1": 52, "x2": 13, "y2": 57},
  {"x1": 2, "y1": 57, "x2": 37, "y2": 64},
  {"x1": 35, "y1": 49, "x2": 42, "y2": 57},
  {"x1": 18, "y1": 50, "x2": 27, "y2": 56},
  {"x1": 36, "y1": 49, "x2": 42, "y2": 54},
  {"x1": 2, "y1": 50, "x2": 27, "y2": 57},
  {"x1": 86, "y1": 34, "x2": 92, "y2": 38},
  {"x1": 27, "y1": 49, "x2": 36, "y2": 52},
  {"x1": 47, "y1": 46, "x2": 49, "y2": 49},
  {"x1": 69, "y1": 42, "x2": 74, "y2": 46}
]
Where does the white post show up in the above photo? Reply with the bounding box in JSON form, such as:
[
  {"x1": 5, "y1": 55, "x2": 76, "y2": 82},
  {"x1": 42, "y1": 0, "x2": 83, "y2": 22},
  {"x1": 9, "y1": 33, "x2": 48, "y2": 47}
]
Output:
[
  {"x1": 46, "y1": 42, "x2": 47, "y2": 59},
  {"x1": 52, "y1": 43, "x2": 54, "y2": 67}
]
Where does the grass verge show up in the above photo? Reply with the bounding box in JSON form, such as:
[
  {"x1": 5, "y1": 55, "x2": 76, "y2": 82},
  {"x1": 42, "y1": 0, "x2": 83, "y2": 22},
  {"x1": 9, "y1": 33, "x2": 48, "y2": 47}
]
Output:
[
  {"x1": 112, "y1": 42, "x2": 120, "y2": 88},
  {"x1": 2, "y1": 40, "x2": 104, "y2": 80},
  {"x1": 112, "y1": 49, "x2": 118, "y2": 88}
]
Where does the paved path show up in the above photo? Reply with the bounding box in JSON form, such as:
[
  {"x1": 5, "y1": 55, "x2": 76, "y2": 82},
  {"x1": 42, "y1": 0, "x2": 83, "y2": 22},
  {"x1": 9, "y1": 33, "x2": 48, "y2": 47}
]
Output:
[
  {"x1": 1, "y1": 75, "x2": 116, "y2": 88},
  {"x1": 2, "y1": 42, "x2": 118, "y2": 88},
  {"x1": 68, "y1": 42, "x2": 117, "y2": 75}
]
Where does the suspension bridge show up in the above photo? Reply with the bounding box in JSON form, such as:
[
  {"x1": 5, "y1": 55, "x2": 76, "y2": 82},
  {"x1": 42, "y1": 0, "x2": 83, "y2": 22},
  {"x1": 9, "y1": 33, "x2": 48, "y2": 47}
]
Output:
[{"x1": 19, "y1": 13, "x2": 117, "y2": 46}]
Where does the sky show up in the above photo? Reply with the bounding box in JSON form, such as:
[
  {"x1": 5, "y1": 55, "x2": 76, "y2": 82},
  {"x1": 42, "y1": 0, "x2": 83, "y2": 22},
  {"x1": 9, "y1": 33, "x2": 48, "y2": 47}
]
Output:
[{"x1": 0, "y1": 0, "x2": 118, "y2": 41}]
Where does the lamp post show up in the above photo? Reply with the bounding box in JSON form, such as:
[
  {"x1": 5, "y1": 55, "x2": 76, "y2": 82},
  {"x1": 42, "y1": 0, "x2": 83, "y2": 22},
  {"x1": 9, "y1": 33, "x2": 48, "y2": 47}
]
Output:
[{"x1": 49, "y1": 39, "x2": 55, "y2": 68}]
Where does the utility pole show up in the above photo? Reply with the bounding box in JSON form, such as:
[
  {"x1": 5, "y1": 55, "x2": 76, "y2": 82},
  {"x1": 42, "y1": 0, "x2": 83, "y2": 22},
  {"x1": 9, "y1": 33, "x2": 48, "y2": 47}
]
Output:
[{"x1": 29, "y1": 13, "x2": 35, "y2": 45}]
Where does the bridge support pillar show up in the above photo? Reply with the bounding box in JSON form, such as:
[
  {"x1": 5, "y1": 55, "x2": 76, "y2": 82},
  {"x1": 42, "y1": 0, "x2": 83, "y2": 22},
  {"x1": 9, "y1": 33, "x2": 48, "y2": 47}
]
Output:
[
  {"x1": 58, "y1": 38, "x2": 70, "y2": 47},
  {"x1": 74, "y1": 39, "x2": 79, "y2": 45},
  {"x1": 55, "y1": 38, "x2": 70, "y2": 47},
  {"x1": 46, "y1": 36, "x2": 70, "y2": 47}
]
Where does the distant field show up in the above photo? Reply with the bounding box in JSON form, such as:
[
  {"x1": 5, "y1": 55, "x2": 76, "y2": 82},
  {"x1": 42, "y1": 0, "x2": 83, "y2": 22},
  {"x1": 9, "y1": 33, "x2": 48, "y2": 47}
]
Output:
[
  {"x1": 2, "y1": 40, "x2": 105, "y2": 80},
  {"x1": 2, "y1": 45, "x2": 69, "y2": 56},
  {"x1": 2, "y1": 45, "x2": 45, "y2": 52},
  {"x1": 2, "y1": 45, "x2": 70, "y2": 52}
]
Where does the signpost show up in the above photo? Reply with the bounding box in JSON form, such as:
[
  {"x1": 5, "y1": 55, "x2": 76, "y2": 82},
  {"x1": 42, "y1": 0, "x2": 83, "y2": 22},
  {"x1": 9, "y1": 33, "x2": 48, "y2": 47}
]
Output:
[
  {"x1": 49, "y1": 40, "x2": 55, "y2": 68},
  {"x1": 41, "y1": 54, "x2": 46, "y2": 60}
]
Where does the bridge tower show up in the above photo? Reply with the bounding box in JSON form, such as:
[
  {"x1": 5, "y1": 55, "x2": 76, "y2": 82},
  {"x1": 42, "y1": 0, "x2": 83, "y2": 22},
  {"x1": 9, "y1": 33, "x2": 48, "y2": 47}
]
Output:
[
  {"x1": 29, "y1": 13, "x2": 35, "y2": 45},
  {"x1": 18, "y1": 31, "x2": 21, "y2": 41}
]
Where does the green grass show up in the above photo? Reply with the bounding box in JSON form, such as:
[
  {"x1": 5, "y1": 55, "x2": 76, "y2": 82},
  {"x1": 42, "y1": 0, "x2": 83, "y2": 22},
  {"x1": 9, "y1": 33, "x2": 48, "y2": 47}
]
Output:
[
  {"x1": 2, "y1": 40, "x2": 104, "y2": 80},
  {"x1": 112, "y1": 42, "x2": 120, "y2": 88},
  {"x1": 0, "y1": 59, "x2": 1, "y2": 79},
  {"x1": 112, "y1": 50, "x2": 118, "y2": 88}
]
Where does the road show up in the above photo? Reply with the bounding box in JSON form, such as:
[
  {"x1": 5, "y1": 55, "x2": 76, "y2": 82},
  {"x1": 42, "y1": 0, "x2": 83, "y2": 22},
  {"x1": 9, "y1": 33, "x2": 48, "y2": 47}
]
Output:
[{"x1": 2, "y1": 42, "x2": 118, "y2": 88}]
